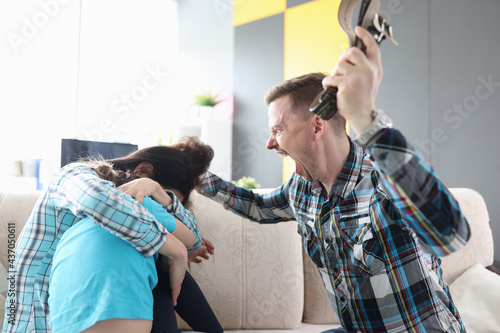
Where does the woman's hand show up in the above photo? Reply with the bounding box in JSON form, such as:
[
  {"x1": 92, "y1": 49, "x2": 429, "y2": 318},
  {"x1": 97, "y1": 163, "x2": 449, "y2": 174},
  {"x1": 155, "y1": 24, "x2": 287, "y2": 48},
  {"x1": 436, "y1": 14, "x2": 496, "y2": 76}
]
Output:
[
  {"x1": 159, "y1": 233, "x2": 188, "y2": 306},
  {"x1": 168, "y1": 256, "x2": 187, "y2": 306},
  {"x1": 188, "y1": 240, "x2": 215, "y2": 264},
  {"x1": 118, "y1": 178, "x2": 172, "y2": 206}
]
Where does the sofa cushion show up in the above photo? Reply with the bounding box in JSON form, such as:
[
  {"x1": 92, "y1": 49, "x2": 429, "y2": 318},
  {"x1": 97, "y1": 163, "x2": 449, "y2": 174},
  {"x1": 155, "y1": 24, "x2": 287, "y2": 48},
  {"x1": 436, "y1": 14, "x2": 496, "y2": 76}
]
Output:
[
  {"x1": 0, "y1": 192, "x2": 41, "y2": 270},
  {"x1": 177, "y1": 192, "x2": 304, "y2": 330},
  {"x1": 440, "y1": 188, "x2": 493, "y2": 284},
  {"x1": 449, "y1": 263, "x2": 500, "y2": 332},
  {"x1": 0, "y1": 191, "x2": 42, "y2": 329},
  {"x1": 1, "y1": 264, "x2": 7, "y2": 326},
  {"x1": 302, "y1": 248, "x2": 340, "y2": 324}
]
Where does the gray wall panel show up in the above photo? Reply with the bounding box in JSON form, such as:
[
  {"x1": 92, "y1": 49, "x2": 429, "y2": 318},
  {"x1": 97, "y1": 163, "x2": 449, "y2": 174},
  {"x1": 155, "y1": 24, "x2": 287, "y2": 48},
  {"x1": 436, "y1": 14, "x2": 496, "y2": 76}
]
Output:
[
  {"x1": 178, "y1": 0, "x2": 234, "y2": 92},
  {"x1": 429, "y1": 0, "x2": 500, "y2": 260},
  {"x1": 375, "y1": 0, "x2": 431, "y2": 161},
  {"x1": 379, "y1": 0, "x2": 500, "y2": 260},
  {"x1": 233, "y1": 14, "x2": 284, "y2": 188},
  {"x1": 287, "y1": 0, "x2": 314, "y2": 9}
]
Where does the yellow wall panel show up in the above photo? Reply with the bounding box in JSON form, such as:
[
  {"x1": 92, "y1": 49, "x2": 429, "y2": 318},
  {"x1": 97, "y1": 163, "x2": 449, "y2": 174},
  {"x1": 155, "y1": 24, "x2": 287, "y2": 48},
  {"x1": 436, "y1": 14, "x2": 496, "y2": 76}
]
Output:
[
  {"x1": 233, "y1": 0, "x2": 286, "y2": 27},
  {"x1": 284, "y1": 0, "x2": 349, "y2": 80},
  {"x1": 283, "y1": 0, "x2": 349, "y2": 182},
  {"x1": 282, "y1": 156, "x2": 295, "y2": 182}
]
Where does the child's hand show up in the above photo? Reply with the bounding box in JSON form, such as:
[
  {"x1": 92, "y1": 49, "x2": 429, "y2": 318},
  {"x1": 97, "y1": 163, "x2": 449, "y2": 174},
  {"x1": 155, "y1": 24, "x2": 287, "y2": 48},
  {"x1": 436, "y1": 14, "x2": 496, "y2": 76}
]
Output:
[
  {"x1": 188, "y1": 240, "x2": 215, "y2": 263},
  {"x1": 202, "y1": 239, "x2": 215, "y2": 255}
]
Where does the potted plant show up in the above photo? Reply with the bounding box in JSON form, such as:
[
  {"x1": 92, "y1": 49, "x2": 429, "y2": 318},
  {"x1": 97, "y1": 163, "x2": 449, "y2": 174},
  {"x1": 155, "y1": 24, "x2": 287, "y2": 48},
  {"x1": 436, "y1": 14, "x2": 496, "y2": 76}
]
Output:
[
  {"x1": 232, "y1": 176, "x2": 260, "y2": 189},
  {"x1": 192, "y1": 89, "x2": 221, "y2": 119}
]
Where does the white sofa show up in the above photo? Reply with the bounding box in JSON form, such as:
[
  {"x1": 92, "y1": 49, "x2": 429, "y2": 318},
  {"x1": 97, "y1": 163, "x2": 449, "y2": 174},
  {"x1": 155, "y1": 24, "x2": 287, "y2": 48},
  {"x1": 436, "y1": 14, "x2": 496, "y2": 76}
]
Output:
[{"x1": 1, "y1": 188, "x2": 499, "y2": 332}]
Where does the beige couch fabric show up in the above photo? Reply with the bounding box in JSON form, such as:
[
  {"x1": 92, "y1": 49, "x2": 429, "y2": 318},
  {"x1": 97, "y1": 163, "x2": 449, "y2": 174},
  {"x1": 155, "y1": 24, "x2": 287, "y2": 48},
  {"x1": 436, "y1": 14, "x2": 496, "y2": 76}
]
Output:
[
  {"x1": 0, "y1": 192, "x2": 41, "y2": 270},
  {"x1": 449, "y1": 264, "x2": 500, "y2": 333},
  {"x1": 450, "y1": 264, "x2": 500, "y2": 333},
  {"x1": 302, "y1": 248, "x2": 339, "y2": 324},
  {"x1": 440, "y1": 188, "x2": 494, "y2": 284},
  {"x1": 0, "y1": 187, "x2": 495, "y2": 331},
  {"x1": 178, "y1": 192, "x2": 304, "y2": 330},
  {"x1": 0, "y1": 192, "x2": 42, "y2": 327}
]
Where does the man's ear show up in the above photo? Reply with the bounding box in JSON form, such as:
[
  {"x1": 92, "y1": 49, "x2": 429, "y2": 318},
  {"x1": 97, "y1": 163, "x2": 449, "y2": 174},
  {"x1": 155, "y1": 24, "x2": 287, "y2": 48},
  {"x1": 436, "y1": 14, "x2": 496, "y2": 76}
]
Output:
[
  {"x1": 134, "y1": 162, "x2": 154, "y2": 178},
  {"x1": 312, "y1": 115, "x2": 328, "y2": 141}
]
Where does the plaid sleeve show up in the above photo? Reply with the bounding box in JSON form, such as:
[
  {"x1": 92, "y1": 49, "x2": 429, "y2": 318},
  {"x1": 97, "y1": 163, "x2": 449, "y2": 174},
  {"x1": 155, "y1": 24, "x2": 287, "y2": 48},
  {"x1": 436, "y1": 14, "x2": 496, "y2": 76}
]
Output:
[
  {"x1": 198, "y1": 171, "x2": 295, "y2": 223},
  {"x1": 51, "y1": 164, "x2": 169, "y2": 257},
  {"x1": 366, "y1": 128, "x2": 470, "y2": 256},
  {"x1": 164, "y1": 190, "x2": 202, "y2": 251}
]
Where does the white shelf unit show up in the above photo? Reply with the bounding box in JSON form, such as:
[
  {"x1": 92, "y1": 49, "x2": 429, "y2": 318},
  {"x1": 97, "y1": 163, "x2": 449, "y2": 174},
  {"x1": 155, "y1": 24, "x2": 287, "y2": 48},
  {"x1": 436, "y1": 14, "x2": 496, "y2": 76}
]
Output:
[{"x1": 174, "y1": 117, "x2": 232, "y2": 181}]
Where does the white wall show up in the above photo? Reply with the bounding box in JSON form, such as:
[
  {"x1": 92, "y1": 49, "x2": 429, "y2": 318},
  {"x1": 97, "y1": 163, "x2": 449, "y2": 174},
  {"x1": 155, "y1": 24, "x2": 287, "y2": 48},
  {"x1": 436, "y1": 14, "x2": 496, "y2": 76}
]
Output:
[
  {"x1": 0, "y1": 0, "x2": 80, "y2": 189},
  {"x1": 76, "y1": 0, "x2": 180, "y2": 146},
  {"x1": 177, "y1": 0, "x2": 235, "y2": 180},
  {"x1": 0, "y1": 0, "x2": 182, "y2": 190}
]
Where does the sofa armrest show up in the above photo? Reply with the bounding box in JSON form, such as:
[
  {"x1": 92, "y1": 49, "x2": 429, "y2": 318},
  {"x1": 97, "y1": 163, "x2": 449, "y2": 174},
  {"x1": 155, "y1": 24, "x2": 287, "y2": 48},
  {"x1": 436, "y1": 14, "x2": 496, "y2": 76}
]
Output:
[
  {"x1": 486, "y1": 260, "x2": 500, "y2": 275},
  {"x1": 440, "y1": 188, "x2": 493, "y2": 285}
]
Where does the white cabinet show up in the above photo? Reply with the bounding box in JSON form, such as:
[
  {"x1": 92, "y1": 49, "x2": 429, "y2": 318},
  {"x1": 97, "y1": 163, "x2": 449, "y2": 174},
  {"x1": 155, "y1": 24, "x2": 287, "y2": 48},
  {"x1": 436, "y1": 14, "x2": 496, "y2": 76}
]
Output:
[{"x1": 174, "y1": 117, "x2": 233, "y2": 180}]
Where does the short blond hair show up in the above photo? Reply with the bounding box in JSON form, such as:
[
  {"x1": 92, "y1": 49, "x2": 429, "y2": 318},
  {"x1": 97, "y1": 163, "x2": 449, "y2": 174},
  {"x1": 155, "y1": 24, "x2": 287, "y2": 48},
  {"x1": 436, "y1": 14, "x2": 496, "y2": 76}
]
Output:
[
  {"x1": 264, "y1": 72, "x2": 346, "y2": 135},
  {"x1": 264, "y1": 72, "x2": 326, "y2": 118}
]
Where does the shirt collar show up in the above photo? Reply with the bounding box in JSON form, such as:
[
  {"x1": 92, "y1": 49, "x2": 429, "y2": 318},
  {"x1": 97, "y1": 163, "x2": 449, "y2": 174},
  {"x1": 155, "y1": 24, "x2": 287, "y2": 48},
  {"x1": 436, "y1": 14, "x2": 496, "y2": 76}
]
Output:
[{"x1": 328, "y1": 138, "x2": 365, "y2": 200}]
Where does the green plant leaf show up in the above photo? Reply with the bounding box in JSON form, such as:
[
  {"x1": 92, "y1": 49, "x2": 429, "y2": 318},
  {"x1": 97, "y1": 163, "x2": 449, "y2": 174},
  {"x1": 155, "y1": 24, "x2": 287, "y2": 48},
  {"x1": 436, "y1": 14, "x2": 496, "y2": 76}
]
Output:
[
  {"x1": 232, "y1": 176, "x2": 260, "y2": 189},
  {"x1": 193, "y1": 89, "x2": 220, "y2": 107}
]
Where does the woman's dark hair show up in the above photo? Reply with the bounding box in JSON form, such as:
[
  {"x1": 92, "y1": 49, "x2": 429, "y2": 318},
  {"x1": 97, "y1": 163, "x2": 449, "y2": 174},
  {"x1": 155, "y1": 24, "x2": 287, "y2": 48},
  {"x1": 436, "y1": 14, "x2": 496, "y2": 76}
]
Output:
[{"x1": 85, "y1": 137, "x2": 213, "y2": 206}]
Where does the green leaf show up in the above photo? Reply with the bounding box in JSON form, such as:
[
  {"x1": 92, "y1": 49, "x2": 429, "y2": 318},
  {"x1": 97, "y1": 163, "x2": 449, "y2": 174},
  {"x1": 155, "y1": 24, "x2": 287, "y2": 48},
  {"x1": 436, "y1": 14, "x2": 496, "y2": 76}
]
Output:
[
  {"x1": 193, "y1": 89, "x2": 220, "y2": 107},
  {"x1": 232, "y1": 176, "x2": 260, "y2": 189}
]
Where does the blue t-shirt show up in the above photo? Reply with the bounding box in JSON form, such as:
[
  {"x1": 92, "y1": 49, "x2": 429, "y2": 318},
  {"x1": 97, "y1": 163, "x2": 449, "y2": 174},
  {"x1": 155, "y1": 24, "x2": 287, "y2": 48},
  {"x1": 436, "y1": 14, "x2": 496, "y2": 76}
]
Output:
[
  {"x1": 48, "y1": 196, "x2": 177, "y2": 332},
  {"x1": 141, "y1": 196, "x2": 177, "y2": 233}
]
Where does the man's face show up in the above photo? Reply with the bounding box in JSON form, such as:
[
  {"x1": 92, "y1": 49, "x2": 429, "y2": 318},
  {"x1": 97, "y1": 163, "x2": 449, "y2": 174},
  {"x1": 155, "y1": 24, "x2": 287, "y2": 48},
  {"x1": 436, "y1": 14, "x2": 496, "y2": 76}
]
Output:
[{"x1": 266, "y1": 95, "x2": 317, "y2": 182}]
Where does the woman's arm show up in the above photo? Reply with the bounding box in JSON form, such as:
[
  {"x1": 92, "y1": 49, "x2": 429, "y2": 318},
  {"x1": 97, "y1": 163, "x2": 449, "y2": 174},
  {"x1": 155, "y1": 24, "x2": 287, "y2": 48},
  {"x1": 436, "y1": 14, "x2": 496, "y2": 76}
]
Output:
[
  {"x1": 117, "y1": 177, "x2": 172, "y2": 206},
  {"x1": 119, "y1": 180, "x2": 204, "y2": 251},
  {"x1": 51, "y1": 164, "x2": 171, "y2": 257},
  {"x1": 163, "y1": 191, "x2": 202, "y2": 250},
  {"x1": 172, "y1": 221, "x2": 196, "y2": 250},
  {"x1": 157, "y1": 233, "x2": 188, "y2": 306},
  {"x1": 140, "y1": 196, "x2": 196, "y2": 250}
]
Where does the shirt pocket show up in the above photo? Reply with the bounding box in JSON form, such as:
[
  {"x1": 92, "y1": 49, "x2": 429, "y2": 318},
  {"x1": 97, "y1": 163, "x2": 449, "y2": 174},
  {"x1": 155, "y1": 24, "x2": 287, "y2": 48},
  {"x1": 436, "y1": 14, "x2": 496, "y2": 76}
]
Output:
[
  {"x1": 298, "y1": 222, "x2": 326, "y2": 268},
  {"x1": 339, "y1": 215, "x2": 386, "y2": 278}
]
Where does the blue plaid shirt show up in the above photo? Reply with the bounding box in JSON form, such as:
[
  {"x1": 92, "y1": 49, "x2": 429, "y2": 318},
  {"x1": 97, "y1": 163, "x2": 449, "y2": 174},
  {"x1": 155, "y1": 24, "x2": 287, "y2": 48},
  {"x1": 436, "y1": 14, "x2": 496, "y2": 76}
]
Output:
[
  {"x1": 2, "y1": 163, "x2": 198, "y2": 333},
  {"x1": 199, "y1": 128, "x2": 470, "y2": 333}
]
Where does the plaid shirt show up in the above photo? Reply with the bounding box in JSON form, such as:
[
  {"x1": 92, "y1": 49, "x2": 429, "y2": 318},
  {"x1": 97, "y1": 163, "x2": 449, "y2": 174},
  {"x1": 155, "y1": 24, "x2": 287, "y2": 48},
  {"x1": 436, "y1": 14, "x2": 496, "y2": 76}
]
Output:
[
  {"x1": 2, "y1": 163, "x2": 196, "y2": 333},
  {"x1": 199, "y1": 128, "x2": 470, "y2": 333}
]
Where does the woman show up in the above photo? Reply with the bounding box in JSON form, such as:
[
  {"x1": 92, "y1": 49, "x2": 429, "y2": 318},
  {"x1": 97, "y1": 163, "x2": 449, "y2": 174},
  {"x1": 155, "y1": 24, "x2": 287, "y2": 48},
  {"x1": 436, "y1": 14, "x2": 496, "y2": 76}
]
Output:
[{"x1": 3, "y1": 137, "x2": 221, "y2": 333}]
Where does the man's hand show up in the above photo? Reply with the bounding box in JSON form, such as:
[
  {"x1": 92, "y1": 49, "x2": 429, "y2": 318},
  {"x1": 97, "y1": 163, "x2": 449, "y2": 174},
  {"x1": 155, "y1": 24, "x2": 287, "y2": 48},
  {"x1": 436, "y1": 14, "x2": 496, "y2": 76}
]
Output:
[
  {"x1": 188, "y1": 240, "x2": 215, "y2": 264},
  {"x1": 118, "y1": 178, "x2": 172, "y2": 206},
  {"x1": 322, "y1": 26, "x2": 383, "y2": 135}
]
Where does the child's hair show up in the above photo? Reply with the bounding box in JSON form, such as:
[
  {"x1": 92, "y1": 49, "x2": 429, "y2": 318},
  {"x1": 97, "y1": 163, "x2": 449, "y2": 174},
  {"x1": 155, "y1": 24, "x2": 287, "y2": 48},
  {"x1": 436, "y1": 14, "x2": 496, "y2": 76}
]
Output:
[
  {"x1": 82, "y1": 137, "x2": 214, "y2": 206},
  {"x1": 170, "y1": 136, "x2": 214, "y2": 188}
]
